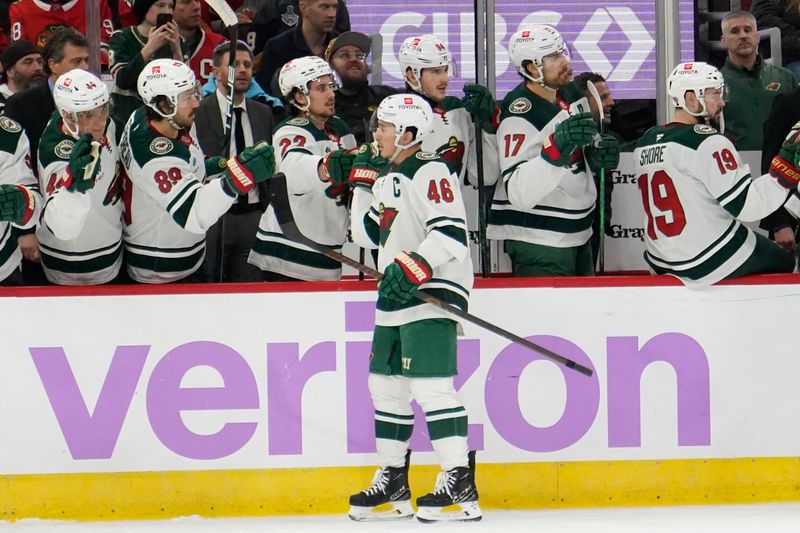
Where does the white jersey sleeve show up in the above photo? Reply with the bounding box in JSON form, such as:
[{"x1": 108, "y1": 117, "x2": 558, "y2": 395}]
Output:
[
  {"x1": 466, "y1": 128, "x2": 500, "y2": 187},
  {"x1": 350, "y1": 184, "x2": 380, "y2": 249},
  {"x1": 138, "y1": 155, "x2": 234, "y2": 235},
  {"x1": 0, "y1": 129, "x2": 40, "y2": 230},
  {"x1": 695, "y1": 134, "x2": 789, "y2": 222}
]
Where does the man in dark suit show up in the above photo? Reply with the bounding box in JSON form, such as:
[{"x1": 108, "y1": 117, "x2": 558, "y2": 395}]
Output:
[
  {"x1": 4, "y1": 27, "x2": 89, "y2": 284},
  {"x1": 195, "y1": 40, "x2": 275, "y2": 282}
]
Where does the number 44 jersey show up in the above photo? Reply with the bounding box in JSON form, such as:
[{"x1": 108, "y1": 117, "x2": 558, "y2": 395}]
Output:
[{"x1": 633, "y1": 123, "x2": 790, "y2": 286}]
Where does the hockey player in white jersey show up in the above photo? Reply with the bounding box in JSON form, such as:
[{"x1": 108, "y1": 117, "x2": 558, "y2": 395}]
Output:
[
  {"x1": 120, "y1": 59, "x2": 275, "y2": 283},
  {"x1": 348, "y1": 94, "x2": 480, "y2": 523},
  {"x1": 398, "y1": 34, "x2": 498, "y2": 188},
  {"x1": 633, "y1": 61, "x2": 795, "y2": 286},
  {"x1": 0, "y1": 116, "x2": 40, "y2": 285},
  {"x1": 36, "y1": 69, "x2": 123, "y2": 285},
  {"x1": 486, "y1": 25, "x2": 620, "y2": 276},
  {"x1": 248, "y1": 56, "x2": 357, "y2": 281}
]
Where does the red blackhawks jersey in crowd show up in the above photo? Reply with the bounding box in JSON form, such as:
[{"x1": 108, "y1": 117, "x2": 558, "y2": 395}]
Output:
[
  {"x1": 183, "y1": 29, "x2": 225, "y2": 84},
  {"x1": 9, "y1": 0, "x2": 114, "y2": 49}
]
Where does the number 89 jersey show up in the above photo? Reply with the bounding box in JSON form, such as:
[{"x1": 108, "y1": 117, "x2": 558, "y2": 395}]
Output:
[{"x1": 633, "y1": 123, "x2": 788, "y2": 286}]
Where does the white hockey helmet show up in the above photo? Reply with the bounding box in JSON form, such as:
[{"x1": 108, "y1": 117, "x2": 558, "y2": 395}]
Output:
[
  {"x1": 137, "y1": 59, "x2": 197, "y2": 119},
  {"x1": 398, "y1": 34, "x2": 454, "y2": 92},
  {"x1": 279, "y1": 56, "x2": 335, "y2": 97},
  {"x1": 53, "y1": 69, "x2": 109, "y2": 138},
  {"x1": 668, "y1": 62, "x2": 727, "y2": 117},
  {"x1": 508, "y1": 25, "x2": 568, "y2": 84},
  {"x1": 377, "y1": 93, "x2": 433, "y2": 152}
]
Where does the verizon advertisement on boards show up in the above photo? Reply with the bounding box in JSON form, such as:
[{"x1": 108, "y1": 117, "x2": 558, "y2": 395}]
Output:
[{"x1": 2, "y1": 281, "x2": 799, "y2": 475}]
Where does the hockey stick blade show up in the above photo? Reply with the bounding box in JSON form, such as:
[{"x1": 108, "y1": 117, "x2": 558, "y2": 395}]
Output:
[
  {"x1": 266, "y1": 174, "x2": 593, "y2": 377},
  {"x1": 203, "y1": 0, "x2": 238, "y2": 28},
  {"x1": 82, "y1": 141, "x2": 101, "y2": 183},
  {"x1": 586, "y1": 81, "x2": 604, "y2": 128}
]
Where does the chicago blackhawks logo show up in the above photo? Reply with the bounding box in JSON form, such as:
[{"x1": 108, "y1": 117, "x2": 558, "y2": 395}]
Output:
[
  {"x1": 378, "y1": 203, "x2": 398, "y2": 246},
  {"x1": 36, "y1": 23, "x2": 72, "y2": 49},
  {"x1": 437, "y1": 136, "x2": 465, "y2": 176}
]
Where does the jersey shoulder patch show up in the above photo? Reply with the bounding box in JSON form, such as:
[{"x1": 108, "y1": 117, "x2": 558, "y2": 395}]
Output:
[
  {"x1": 416, "y1": 150, "x2": 438, "y2": 161},
  {"x1": 127, "y1": 115, "x2": 190, "y2": 167},
  {"x1": 0, "y1": 116, "x2": 22, "y2": 133},
  {"x1": 509, "y1": 97, "x2": 532, "y2": 114},
  {"x1": 693, "y1": 124, "x2": 717, "y2": 135},
  {"x1": 149, "y1": 137, "x2": 174, "y2": 155},
  {"x1": 38, "y1": 114, "x2": 73, "y2": 168},
  {"x1": 286, "y1": 117, "x2": 309, "y2": 126}
]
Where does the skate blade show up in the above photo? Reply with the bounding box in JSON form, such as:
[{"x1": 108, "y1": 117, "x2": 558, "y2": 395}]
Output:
[
  {"x1": 416, "y1": 501, "x2": 482, "y2": 523},
  {"x1": 348, "y1": 501, "x2": 414, "y2": 522}
]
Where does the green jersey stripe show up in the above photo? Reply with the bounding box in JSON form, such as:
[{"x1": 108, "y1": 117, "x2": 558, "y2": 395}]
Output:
[
  {"x1": 645, "y1": 224, "x2": 748, "y2": 280},
  {"x1": 490, "y1": 208, "x2": 594, "y2": 234},
  {"x1": 166, "y1": 180, "x2": 201, "y2": 213},
  {"x1": 39, "y1": 240, "x2": 122, "y2": 258},
  {"x1": 124, "y1": 246, "x2": 204, "y2": 273},
  {"x1": 646, "y1": 220, "x2": 739, "y2": 267},
  {"x1": 430, "y1": 225, "x2": 468, "y2": 246},
  {"x1": 41, "y1": 244, "x2": 122, "y2": 274},
  {"x1": 252, "y1": 238, "x2": 341, "y2": 270}
]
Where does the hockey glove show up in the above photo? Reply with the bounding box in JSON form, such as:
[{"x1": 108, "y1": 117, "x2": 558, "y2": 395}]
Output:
[
  {"x1": 223, "y1": 142, "x2": 276, "y2": 195},
  {"x1": 65, "y1": 134, "x2": 101, "y2": 193},
  {"x1": 462, "y1": 83, "x2": 499, "y2": 133},
  {"x1": 348, "y1": 143, "x2": 388, "y2": 189},
  {"x1": 541, "y1": 112, "x2": 597, "y2": 167},
  {"x1": 324, "y1": 182, "x2": 350, "y2": 206},
  {"x1": 320, "y1": 148, "x2": 356, "y2": 184},
  {"x1": 585, "y1": 133, "x2": 621, "y2": 173},
  {"x1": 0, "y1": 184, "x2": 35, "y2": 224},
  {"x1": 769, "y1": 134, "x2": 800, "y2": 189},
  {"x1": 204, "y1": 156, "x2": 227, "y2": 178},
  {"x1": 379, "y1": 251, "x2": 432, "y2": 303}
]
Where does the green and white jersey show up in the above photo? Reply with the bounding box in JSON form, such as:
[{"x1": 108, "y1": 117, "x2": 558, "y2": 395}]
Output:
[
  {"x1": 633, "y1": 123, "x2": 789, "y2": 286},
  {"x1": 0, "y1": 116, "x2": 39, "y2": 282},
  {"x1": 351, "y1": 150, "x2": 472, "y2": 327},
  {"x1": 36, "y1": 114, "x2": 124, "y2": 285},
  {"x1": 120, "y1": 108, "x2": 235, "y2": 284},
  {"x1": 487, "y1": 82, "x2": 596, "y2": 248},
  {"x1": 422, "y1": 95, "x2": 498, "y2": 187},
  {"x1": 249, "y1": 115, "x2": 356, "y2": 281}
]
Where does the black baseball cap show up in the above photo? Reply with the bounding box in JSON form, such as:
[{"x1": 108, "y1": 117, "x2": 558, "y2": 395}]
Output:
[
  {"x1": 1, "y1": 40, "x2": 42, "y2": 73},
  {"x1": 325, "y1": 32, "x2": 372, "y2": 63}
]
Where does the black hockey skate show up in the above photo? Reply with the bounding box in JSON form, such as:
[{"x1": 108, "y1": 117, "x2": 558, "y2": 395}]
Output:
[
  {"x1": 348, "y1": 450, "x2": 413, "y2": 521},
  {"x1": 416, "y1": 450, "x2": 482, "y2": 523}
]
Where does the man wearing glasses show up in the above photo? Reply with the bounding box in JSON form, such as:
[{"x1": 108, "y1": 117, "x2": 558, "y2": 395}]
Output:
[
  {"x1": 325, "y1": 31, "x2": 397, "y2": 144},
  {"x1": 120, "y1": 59, "x2": 275, "y2": 283}
]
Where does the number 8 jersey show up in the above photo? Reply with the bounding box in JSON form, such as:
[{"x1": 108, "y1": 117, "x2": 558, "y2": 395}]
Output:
[{"x1": 633, "y1": 123, "x2": 790, "y2": 286}]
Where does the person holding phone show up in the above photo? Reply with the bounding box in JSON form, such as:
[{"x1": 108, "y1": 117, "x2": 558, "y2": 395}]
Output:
[{"x1": 109, "y1": 0, "x2": 183, "y2": 136}]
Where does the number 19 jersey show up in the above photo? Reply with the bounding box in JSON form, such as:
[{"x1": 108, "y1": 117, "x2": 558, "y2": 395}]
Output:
[{"x1": 633, "y1": 123, "x2": 789, "y2": 286}]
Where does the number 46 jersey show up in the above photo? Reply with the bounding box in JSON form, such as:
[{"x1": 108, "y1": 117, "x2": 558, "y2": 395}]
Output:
[{"x1": 633, "y1": 123, "x2": 790, "y2": 286}]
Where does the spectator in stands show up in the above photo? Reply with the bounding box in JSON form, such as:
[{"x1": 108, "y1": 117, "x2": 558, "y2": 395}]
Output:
[
  {"x1": 195, "y1": 40, "x2": 275, "y2": 282},
  {"x1": 4, "y1": 27, "x2": 89, "y2": 284},
  {"x1": 109, "y1": 0, "x2": 182, "y2": 136},
  {"x1": 720, "y1": 9, "x2": 796, "y2": 151},
  {"x1": 325, "y1": 31, "x2": 396, "y2": 144},
  {"x1": 173, "y1": 0, "x2": 224, "y2": 84},
  {"x1": 8, "y1": 0, "x2": 114, "y2": 51},
  {"x1": 0, "y1": 39, "x2": 45, "y2": 112},
  {"x1": 574, "y1": 71, "x2": 618, "y2": 265},
  {"x1": 248, "y1": 0, "x2": 349, "y2": 66},
  {"x1": 254, "y1": 0, "x2": 339, "y2": 96},
  {"x1": 751, "y1": 0, "x2": 800, "y2": 79}
]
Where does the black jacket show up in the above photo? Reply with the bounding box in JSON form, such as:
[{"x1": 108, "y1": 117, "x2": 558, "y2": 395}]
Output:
[
  {"x1": 250, "y1": 0, "x2": 349, "y2": 56},
  {"x1": 751, "y1": 0, "x2": 800, "y2": 65},
  {"x1": 4, "y1": 80, "x2": 54, "y2": 175},
  {"x1": 254, "y1": 22, "x2": 337, "y2": 98},
  {"x1": 334, "y1": 84, "x2": 398, "y2": 144}
]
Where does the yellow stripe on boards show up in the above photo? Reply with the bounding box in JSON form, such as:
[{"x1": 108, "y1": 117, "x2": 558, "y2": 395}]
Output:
[{"x1": 2, "y1": 457, "x2": 800, "y2": 522}]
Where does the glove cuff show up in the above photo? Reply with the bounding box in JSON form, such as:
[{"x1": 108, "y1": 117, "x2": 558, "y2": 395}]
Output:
[
  {"x1": 15, "y1": 185, "x2": 35, "y2": 225},
  {"x1": 541, "y1": 134, "x2": 571, "y2": 167},
  {"x1": 226, "y1": 156, "x2": 256, "y2": 194},
  {"x1": 320, "y1": 152, "x2": 333, "y2": 182},
  {"x1": 349, "y1": 167, "x2": 379, "y2": 187},
  {"x1": 770, "y1": 155, "x2": 800, "y2": 189},
  {"x1": 394, "y1": 251, "x2": 432, "y2": 286}
]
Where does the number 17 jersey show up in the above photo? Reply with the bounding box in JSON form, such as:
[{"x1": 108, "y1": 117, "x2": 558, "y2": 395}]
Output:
[{"x1": 633, "y1": 123, "x2": 788, "y2": 286}]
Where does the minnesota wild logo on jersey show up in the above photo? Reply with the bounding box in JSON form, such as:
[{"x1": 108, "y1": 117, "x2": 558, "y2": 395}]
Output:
[
  {"x1": 379, "y1": 204, "x2": 398, "y2": 246},
  {"x1": 436, "y1": 136, "x2": 466, "y2": 177}
]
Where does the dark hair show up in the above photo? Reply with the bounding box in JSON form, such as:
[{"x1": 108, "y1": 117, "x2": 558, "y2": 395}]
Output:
[
  {"x1": 212, "y1": 40, "x2": 254, "y2": 67},
  {"x1": 43, "y1": 27, "x2": 89, "y2": 75},
  {"x1": 573, "y1": 72, "x2": 606, "y2": 94}
]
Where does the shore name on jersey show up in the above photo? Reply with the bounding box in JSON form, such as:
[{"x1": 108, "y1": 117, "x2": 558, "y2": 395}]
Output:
[{"x1": 639, "y1": 145, "x2": 665, "y2": 166}]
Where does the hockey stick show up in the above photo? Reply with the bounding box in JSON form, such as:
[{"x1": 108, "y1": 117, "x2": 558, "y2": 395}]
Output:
[
  {"x1": 587, "y1": 81, "x2": 605, "y2": 275},
  {"x1": 267, "y1": 173, "x2": 593, "y2": 377},
  {"x1": 204, "y1": 0, "x2": 239, "y2": 282}
]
